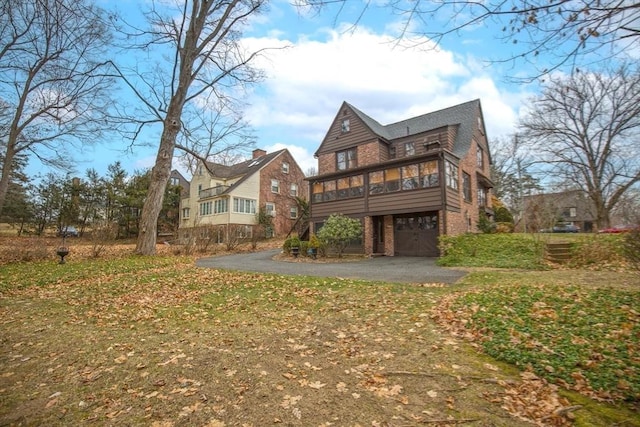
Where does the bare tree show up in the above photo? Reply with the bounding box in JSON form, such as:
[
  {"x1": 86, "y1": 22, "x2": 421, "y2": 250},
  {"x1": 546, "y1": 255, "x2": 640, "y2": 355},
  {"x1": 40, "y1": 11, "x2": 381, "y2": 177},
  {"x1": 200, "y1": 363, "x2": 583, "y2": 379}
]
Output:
[
  {"x1": 519, "y1": 64, "x2": 640, "y2": 229},
  {"x1": 110, "y1": 0, "x2": 268, "y2": 255},
  {"x1": 301, "y1": 0, "x2": 640, "y2": 79},
  {"x1": 0, "y1": 0, "x2": 115, "y2": 215},
  {"x1": 490, "y1": 135, "x2": 541, "y2": 227}
]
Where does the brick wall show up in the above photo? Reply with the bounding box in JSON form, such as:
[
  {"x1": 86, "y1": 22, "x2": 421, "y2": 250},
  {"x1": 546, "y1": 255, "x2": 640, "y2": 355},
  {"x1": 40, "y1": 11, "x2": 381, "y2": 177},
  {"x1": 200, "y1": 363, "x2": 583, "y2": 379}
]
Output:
[
  {"x1": 383, "y1": 215, "x2": 394, "y2": 256},
  {"x1": 259, "y1": 151, "x2": 309, "y2": 237},
  {"x1": 363, "y1": 216, "x2": 373, "y2": 254},
  {"x1": 317, "y1": 153, "x2": 335, "y2": 174},
  {"x1": 358, "y1": 141, "x2": 382, "y2": 167}
]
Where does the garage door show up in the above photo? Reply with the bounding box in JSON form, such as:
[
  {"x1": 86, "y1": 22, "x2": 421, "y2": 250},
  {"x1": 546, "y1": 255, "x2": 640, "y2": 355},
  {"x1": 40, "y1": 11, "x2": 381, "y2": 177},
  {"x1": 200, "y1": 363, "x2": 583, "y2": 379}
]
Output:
[{"x1": 394, "y1": 213, "x2": 439, "y2": 257}]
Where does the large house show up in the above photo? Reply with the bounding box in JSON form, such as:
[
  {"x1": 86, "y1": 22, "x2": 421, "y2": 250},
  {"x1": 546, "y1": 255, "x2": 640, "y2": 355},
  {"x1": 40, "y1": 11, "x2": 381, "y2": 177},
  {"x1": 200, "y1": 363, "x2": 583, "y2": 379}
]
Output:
[
  {"x1": 179, "y1": 148, "x2": 308, "y2": 241},
  {"x1": 522, "y1": 190, "x2": 596, "y2": 232},
  {"x1": 307, "y1": 99, "x2": 493, "y2": 257}
]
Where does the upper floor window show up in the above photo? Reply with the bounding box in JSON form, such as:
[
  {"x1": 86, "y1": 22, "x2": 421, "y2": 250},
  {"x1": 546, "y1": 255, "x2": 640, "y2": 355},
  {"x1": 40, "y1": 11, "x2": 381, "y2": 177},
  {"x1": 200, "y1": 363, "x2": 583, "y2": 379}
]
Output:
[
  {"x1": 337, "y1": 148, "x2": 357, "y2": 171},
  {"x1": 290, "y1": 183, "x2": 298, "y2": 197},
  {"x1": 282, "y1": 162, "x2": 289, "y2": 174},
  {"x1": 336, "y1": 175, "x2": 364, "y2": 199},
  {"x1": 341, "y1": 119, "x2": 350, "y2": 133},
  {"x1": 563, "y1": 207, "x2": 577, "y2": 218},
  {"x1": 445, "y1": 161, "x2": 459, "y2": 190},
  {"x1": 389, "y1": 146, "x2": 396, "y2": 159},
  {"x1": 170, "y1": 177, "x2": 180, "y2": 186},
  {"x1": 271, "y1": 179, "x2": 280, "y2": 193},
  {"x1": 405, "y1": 142, "x2": 415, "y2": 156},
  {"x1": 476, "y1": 144, "x2": 484, "y2": 168},
  {"x1": 384, "y1": 168, "x2": 401, "y2": 192},
  {"x1": 323, "y1": 180, "x2": 336, "y2": 201},
  {"x1": 420, "y1": 161, "x2": 439, "y2": 187},
  {"x1": 402, "y1": 165, "x2": 419, "y2": 190},
  {"x1": 290, "y1": 206, "x2": 298, "y2": 219},
  {"x1": 463, "y1": 172, "x2": 472, "y2": 202}
]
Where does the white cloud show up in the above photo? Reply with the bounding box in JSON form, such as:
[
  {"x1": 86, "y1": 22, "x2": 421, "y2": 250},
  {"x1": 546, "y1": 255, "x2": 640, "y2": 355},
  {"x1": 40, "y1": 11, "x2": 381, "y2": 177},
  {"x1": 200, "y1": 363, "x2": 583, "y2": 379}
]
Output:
[{"x1": 242, "y1": 25, "x2": 529, "y2": 166}]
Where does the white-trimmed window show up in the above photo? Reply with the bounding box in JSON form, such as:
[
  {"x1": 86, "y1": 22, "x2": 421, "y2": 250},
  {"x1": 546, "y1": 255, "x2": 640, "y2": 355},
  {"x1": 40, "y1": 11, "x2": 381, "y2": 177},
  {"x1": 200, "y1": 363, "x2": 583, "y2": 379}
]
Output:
[
  {"x1": 445, "y1": 161, "x2": 459, "y2": 190},
  {"x1": 290, "y1": 206, "x2": 298, "y2": 219},
  {"x1": 290, "y1": 183, "x2": 298, "y2": 197},
  {"x1": 282, "y1": 162, "x2": 289, "y2": 174},
  {"x1": 182, "y1": 208, "x2": 190, "y2": 219},
  {"x1": 266, "y1": 202, "x2": 276, "y2": 217},
  {"x1": 341, "y1": 119, "x2": 350, "y2": 133},
  {"x1": 199, "y1": 201, "x2": 212, "y2": 216},
  {"x1": 233, "y1": 197, "x2": 256, "y2": 214},
  {"x1": 271, "y1": 179, "x2": 280, "y2": 193},
  {"x1": 214, "y1": 198, "x2": 228, "y2": 214}
]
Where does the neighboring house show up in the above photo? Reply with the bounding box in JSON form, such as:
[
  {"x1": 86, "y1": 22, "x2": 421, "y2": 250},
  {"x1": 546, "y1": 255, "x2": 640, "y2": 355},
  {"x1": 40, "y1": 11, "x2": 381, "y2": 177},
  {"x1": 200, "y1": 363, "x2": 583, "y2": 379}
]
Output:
[
  {"x1": 169, "y1": 169, "x2": 190, "y2": 198},
  {"x1": 307, "y1": 99, "x2": 493, "y2": 257},
  {"x1": 179, "y1": 148, "x2": 308, "y2": 241},
  {"x1": 522, "y1": 190, "x2": 596, "y2": 232}
]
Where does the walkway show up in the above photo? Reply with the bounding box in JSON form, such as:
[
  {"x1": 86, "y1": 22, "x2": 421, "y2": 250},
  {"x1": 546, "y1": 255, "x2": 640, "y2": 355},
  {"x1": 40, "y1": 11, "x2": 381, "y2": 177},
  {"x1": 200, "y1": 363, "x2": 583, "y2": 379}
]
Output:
[{"x1": 196, "y1": 249, "x2": 466, "y2": 284}]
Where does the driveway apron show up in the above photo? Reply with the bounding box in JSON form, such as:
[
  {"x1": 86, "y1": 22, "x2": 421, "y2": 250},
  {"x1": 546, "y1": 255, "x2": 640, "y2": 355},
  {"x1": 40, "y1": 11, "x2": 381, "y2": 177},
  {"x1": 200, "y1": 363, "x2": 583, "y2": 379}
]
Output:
[{"x1": 196, "y1": 249, "x2": 466, "y2": 284}]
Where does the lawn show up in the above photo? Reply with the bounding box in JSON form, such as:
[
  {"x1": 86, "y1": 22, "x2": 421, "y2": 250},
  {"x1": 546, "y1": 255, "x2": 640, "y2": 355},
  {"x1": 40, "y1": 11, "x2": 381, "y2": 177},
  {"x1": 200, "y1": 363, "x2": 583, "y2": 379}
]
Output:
[{"x1": 0, "y1": 235, "x2": 639, "y2": 426}]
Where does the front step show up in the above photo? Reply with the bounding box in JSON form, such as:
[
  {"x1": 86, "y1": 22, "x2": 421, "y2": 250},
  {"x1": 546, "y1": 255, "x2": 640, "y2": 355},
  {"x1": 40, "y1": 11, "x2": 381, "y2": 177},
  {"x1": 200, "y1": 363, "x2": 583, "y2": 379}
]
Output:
[{"x1": 546, "y1": 242, "x2": 573, "y2": 263}]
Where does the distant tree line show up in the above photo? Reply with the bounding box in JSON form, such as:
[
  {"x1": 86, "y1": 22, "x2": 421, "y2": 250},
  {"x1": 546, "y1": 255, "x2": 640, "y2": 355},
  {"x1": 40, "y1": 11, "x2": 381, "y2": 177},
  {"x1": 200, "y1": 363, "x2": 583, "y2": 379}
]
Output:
[{"x1": 1, "y1": 160, "x2": 181, "y2": 238}]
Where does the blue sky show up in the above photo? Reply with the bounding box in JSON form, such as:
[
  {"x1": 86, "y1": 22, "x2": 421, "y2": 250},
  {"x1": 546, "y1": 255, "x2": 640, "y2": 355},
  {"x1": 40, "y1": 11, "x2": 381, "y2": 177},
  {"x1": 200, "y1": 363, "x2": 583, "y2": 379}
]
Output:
[{"x1": 48, "y1": 0, "x2": 540, "y2": 180}]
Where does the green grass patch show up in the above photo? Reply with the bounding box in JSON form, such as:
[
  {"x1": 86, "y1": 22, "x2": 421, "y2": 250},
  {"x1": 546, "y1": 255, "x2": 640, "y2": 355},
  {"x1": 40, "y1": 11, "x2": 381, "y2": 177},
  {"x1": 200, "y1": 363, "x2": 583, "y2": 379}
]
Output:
[
  {"x1": 448, "y1": 281, "x2": 640, "y2": 402},
  {"x1": 438, "y1": 233, "x2": 547, "y2": 269}
]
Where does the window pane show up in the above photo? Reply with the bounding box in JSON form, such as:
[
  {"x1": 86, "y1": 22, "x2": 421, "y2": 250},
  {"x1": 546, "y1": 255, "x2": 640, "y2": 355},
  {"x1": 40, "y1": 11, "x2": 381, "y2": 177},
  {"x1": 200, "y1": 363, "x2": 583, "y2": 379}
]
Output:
[
  {"x1": 337, "y1": 177, "x2": 350, "y2": 199},
  {"x1": 402, "y1": 165, "x2": 419, "y2": 190},
  {"x1": 337, "y1": 152, "x2": 346, "y2": 170},
  {"x1": 420, "y1": 161, "x2": 439, "y2": 187},
  {"x1": 369, "y1": 171, "x2": 384, "y2": 195},
  {"x1": 312, "y1": 182, "x2": 323, "y2": 203},
  {"x1": 405, "y1": 142, "x2": 415, "y2": 156},
  {"x1": 323, "y1": 180, "x2": 336, "y2": 201},
  {"x1": 384, "y1": 168, "x2": 401, "y2": 192},
  {"x1": 350, "y1": 175, "x2": 363, "y2": 197}
]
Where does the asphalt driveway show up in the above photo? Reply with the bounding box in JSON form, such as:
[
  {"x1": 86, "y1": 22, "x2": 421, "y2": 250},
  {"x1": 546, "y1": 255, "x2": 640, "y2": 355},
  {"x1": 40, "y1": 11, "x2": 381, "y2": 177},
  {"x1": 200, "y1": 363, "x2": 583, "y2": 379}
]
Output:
[{"x1": 196, "y1": 249, "x2": 466, "y2": 284}]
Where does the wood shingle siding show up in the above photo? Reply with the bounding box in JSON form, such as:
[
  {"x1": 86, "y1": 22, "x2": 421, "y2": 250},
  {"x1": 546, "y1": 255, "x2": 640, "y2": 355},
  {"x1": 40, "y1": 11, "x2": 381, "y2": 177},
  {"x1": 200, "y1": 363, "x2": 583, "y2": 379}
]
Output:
[{"x1": 308, "y1": 99, "x2": 494, "y2": 257}]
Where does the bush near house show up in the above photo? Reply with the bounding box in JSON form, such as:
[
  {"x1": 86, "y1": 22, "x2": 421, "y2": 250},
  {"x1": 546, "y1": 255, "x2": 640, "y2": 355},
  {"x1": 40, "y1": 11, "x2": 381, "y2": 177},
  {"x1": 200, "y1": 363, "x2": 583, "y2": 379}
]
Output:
[{"x1": 317, "y1": 213, "x2": 362, "y2": 258}]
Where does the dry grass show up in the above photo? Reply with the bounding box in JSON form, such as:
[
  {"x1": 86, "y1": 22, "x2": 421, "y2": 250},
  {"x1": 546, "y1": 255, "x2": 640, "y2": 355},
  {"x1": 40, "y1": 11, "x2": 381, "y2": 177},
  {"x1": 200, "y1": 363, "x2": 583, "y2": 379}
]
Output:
[{"x1": 0, "y1": 236, "x2": 638, "y2": 426}]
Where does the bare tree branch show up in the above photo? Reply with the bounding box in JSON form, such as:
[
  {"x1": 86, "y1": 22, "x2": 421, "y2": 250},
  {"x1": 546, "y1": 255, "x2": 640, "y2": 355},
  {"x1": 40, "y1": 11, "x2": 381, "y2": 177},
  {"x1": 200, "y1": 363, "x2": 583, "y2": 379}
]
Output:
[
  {"x1": 299, "y1": 0, "x2": 640, "y2": 80},
  {"x1": 0, "y1": 0, "x2": 116, "y2": 215},
  {"x1": 518, "y1": 63, "x2": 640, "y2": 228}
]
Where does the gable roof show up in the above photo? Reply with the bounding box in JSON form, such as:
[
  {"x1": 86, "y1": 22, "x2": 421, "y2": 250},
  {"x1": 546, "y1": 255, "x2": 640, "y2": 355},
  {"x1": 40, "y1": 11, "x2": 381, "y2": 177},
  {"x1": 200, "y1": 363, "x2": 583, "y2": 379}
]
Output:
[
  {"x1": 344, "y1": 99, "x2": 483, "y2": 158},
  {"x1": 202, "y1": 149, "x2": 286, "y2": 194}
]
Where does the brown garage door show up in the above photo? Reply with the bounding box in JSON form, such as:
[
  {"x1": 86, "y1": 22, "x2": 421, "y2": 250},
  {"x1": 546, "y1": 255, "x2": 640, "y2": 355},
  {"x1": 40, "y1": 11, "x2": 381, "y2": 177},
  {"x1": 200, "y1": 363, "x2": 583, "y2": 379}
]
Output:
[{"x1": 394, "y1": 213, "x2": 439, "y2": 257}]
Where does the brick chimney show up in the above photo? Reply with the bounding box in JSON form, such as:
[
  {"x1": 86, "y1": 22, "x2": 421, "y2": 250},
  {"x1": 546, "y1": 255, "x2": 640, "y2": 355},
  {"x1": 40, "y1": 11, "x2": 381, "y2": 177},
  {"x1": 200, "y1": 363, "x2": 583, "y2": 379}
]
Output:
[{"x1": 252, "y1": 148, "x2": 267, "y2": 159}]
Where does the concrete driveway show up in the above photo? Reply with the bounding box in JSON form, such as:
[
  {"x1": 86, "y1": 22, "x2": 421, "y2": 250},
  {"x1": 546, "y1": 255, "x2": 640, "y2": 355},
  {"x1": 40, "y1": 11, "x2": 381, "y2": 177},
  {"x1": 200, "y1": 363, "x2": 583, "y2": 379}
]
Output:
[{"x1": 196, "y1": 249, "x2": 466, "y2": 284}]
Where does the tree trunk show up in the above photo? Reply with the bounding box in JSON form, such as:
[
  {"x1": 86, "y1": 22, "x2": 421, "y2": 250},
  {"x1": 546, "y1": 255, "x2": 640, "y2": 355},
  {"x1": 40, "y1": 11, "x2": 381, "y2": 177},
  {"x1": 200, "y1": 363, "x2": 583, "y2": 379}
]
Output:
[
  {"x1": 0, "y1": 138, "x2": 17, "y2": 216},
  {"x1": 135, "y1": 119, "x2": 180, "y2": 255}
]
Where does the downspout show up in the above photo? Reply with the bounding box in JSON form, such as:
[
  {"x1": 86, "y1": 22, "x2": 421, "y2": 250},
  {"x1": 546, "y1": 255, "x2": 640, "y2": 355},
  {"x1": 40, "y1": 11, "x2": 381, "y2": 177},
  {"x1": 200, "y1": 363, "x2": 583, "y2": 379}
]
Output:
[{"x1": 440, "y1": 152, "x2": 447, "y2": 235}]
